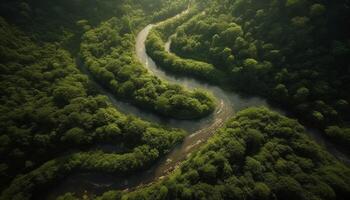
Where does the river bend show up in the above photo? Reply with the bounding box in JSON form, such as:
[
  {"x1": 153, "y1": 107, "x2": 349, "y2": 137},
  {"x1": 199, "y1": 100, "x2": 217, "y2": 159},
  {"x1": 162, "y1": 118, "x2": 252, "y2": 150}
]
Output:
[{"x1": 46, "y1": 9, "x2": 350, "y2": 200}]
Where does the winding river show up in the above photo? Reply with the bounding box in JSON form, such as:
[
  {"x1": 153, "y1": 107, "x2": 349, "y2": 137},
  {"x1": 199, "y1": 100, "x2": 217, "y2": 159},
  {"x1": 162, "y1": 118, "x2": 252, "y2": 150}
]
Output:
[{"x1": 46, "y1": 9, "x2": 350, "y2": 199}]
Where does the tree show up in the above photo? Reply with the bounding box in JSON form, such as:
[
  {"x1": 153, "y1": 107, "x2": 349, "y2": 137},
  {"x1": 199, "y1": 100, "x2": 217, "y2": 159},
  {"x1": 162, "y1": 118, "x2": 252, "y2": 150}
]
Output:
[
  {"x1": 61, "y1": 127, "x2": 91, "y2": 145},
  {"x1": 273, "y1": 84, "x2": 289, "y2": 100},
  {"x1": 185, "y1": 169, "x2": 200, "y2": 184},
  {"x1": 57, "y1": 193, "x2": 78, "y2": 200},
  {"x1": 286, "y1": 0, "x2": 302, "y2": 7},
  {"x1": 274, "y1": 176, "x2": 303, "y2": 200},
  {"x1": 294, "y1": 87, "x2": 309, "y2": 102},
  {"x1": 245, "y1": 157, "x2": 264, "y2": 177},
  {"x1": 220, "y1": 25, "x2": 243, "y2": 44},
  {"x1": 253, "y1": 182, "x2": 271, "y2": 200},
  {"x1": 97, "y1": 124, "x2": 121, "y2": 140},
  {"x1": 53, "y1": 85, "x2": 86, "y2": 105},
  {"x1": 325, "y1": 126, "x2": 350, "y2": 146},
  {"x1": 98, "y1": 191, "x2": 122, "y2": 200},
  {"x1": 310, "y1": 4, "x2": 326, "y2": 17},
  {"x1": 225, "y1": 140, "x2": 245, "y2": 162},
  {"x1": 311, "y1": 111, "x2": 324, "y2": 123},
  {"x1": 243, "y1": 58, "x2": 258, "y2": 70},
  {"x1": 245, "y1": 129, "x2": 264, "y2": 153},
  {"x1": 158, "y1": 186, "x2": 168, "y2": 199},
  {"x1": 234, "y1": 36, "x2": 247, "y2": 49},
  {"x1": 33, "y1": 134, "x2": 51, "y2": 147},
  {"x1": 291, "y1": 16, "x2": 310, "y2": 27},
  {"x1": 200, "y1": 164, "x2": 217, "y2": 183}
]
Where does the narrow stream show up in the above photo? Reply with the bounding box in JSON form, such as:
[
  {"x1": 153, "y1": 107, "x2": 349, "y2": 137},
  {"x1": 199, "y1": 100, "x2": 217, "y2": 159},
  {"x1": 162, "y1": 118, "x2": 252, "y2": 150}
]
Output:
[{"x1": 46, "y1": 9, "x2": 350, "y2": 200}]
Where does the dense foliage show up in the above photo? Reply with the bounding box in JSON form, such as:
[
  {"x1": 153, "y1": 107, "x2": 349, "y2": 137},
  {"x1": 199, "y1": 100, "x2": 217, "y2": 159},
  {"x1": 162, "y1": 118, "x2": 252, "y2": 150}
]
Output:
[
  {"x1": 1, "y1": 0, "x2": 350, "y2": 199},
  {"x1": 80, "y1": 14, "x2": 216, "y2": 119},
  {"x1": 146, "y1": 0, "x2": 350, "y2": 147},
  {"x1": 0, "y1": 3, "x2": 188, "y2": 198},
  {"x1": 0, "y1": 0, "x2": 189, "y2": 52},
  {"x1": 145, "y1": 8, "x2": 225, "y2": 83},
  {"x1": 0, "y1": 0, "x2": 128, "y2": 53},
  {"x1": 121, "y1": 107, "x2": 350, "y2": 200}
]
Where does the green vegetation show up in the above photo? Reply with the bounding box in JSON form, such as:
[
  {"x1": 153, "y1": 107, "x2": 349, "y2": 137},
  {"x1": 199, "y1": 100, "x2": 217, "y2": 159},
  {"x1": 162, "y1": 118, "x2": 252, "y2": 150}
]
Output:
[
  {"x1": 145, "y1": 9, "x2": 225, "y2": 83},
  {"x1": 120, "y1": 107, "x2": 350, "y2": 200},
  {"x1": 0, "y1": 2, "x2": 187, "y2": 198},
  {"x1": 80, "y1": 12, "x2": 216, "y2": 119},
  {"x1": 151, "y1": 0, "x2": 190, "y2": 22},
  {"x1": 0, "y1": 0, "x2": 217, "y2": 198},
  {"x1": 0, "y1": 0, "x2": 189, "y2": 49},
  {"x1": 1, "y1": 145, "x2": 165, "y2": 200},
  {"x1": 0, "y1": 0, "x2": 127, "y2": 53},
  {"x1": 145, "y1": 0, "x2": 350, "y2": 147},
  {"x1": 1, "y1": 0, "x2": 350, "y2": 199}
]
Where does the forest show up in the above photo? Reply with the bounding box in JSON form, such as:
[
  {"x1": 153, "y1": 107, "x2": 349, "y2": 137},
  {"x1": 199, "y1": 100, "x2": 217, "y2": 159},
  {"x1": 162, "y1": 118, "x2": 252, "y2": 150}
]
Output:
[
  {"x1": 0, "y1": 0, "x2": 349, "y2": 200},
  {"x1": 123, "y1": 107, "x2": 350, "y2": 200},
  {"x1": 146, "y1": 0, "x2": 350, "y2": 148}
]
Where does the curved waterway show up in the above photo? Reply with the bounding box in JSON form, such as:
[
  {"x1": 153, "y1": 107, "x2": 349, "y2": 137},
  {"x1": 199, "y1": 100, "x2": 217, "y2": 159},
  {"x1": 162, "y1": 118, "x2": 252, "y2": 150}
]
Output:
[{"x1": 46, "y1": 9, "x2": 350, "y2": 200}]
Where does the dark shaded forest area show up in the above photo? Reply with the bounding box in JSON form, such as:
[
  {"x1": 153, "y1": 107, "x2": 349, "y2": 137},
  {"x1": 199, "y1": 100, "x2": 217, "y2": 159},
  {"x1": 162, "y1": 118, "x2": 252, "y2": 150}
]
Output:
[
  {"x1": 0, "y1": 0, "x2": 349, "y2": 200},
  {"x1": 146, "y1": 0, "x2": 350, "y2": 147}
]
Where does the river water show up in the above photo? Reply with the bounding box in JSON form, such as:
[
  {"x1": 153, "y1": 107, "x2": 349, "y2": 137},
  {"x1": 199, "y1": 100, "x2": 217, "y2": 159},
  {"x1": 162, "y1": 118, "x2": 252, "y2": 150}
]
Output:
[{"x1": 46, "y1": 10, "x2": 350, "y2": 200}]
